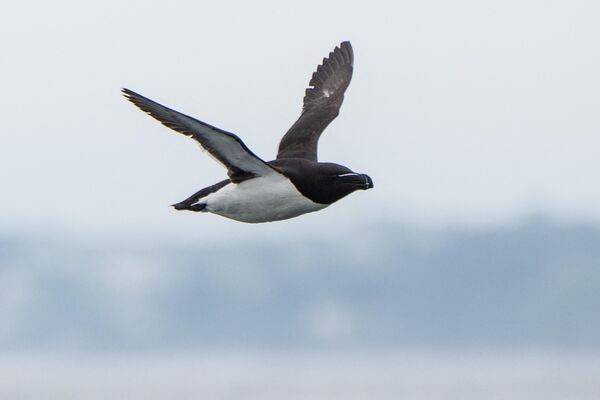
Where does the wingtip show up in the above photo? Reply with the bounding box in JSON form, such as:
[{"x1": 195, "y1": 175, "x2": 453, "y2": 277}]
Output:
[
  {"x1": 339, "y1": 41, "x2": 354, "y2": 63},
  {"x1": 121, "y1": 88, "x2": 132, "y2": 101},
  {"x1": 121, "y1": 88, "x2": 149, "y2": 106},
  {"x1": 339, "y1": 41, "x2": 352, "y2": 53},
  {"x1": 121, "y1": 87, "x2": 135, "y2": 98}
]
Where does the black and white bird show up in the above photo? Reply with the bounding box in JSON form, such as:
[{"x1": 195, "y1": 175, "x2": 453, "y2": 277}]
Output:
[{"x1": 122, "y1": 41, "x2": 373, "y2": 223}]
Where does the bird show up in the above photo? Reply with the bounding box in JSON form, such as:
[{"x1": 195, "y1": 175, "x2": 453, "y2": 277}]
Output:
[{"x1": 122, "y1": 41, "x2": 373, "y2": 223}]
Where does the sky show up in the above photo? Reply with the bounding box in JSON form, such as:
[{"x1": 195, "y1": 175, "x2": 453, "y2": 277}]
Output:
[{"x1": 1, "y1": 0, "x2": 599, "y2": 240}]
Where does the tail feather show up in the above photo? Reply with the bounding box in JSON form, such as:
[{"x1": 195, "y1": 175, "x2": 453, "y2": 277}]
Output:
[
  {"x1": 170, "y1": 179, "x2": 230, "y2": 212},
  {"x1": 172, "y1": 201, "x2": 207, "y2": 212}
]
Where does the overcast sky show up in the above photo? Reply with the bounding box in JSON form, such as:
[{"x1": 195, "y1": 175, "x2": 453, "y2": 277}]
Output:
[{"x1": 1, "y1": 0, "x2": 599, "y2": 239}]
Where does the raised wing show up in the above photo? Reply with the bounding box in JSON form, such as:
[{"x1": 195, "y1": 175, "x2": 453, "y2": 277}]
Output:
[
  {"x1": 122, "y1": 88, "x2": 278, "y2": 182},
  {"x1": 276, "y1": 41, "x2": 354, "y2": 161}
]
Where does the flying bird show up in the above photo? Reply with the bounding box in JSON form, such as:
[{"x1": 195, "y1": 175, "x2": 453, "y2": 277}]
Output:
[{"x1": 122, "y1": 41, "x2": 372, "y2": 223}]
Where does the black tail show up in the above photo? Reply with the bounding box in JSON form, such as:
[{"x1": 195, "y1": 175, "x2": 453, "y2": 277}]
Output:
[
  {"x1": 170, "y1": 179, "x2": 230, "y2": 212},
  {"x1": 172, "y1": 201, "x2": 207, "y2": 212}
]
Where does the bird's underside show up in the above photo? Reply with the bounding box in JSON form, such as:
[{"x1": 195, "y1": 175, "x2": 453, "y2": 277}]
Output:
[{"x1": 123, "y1": 41, "x2": 372, "y2": 223}]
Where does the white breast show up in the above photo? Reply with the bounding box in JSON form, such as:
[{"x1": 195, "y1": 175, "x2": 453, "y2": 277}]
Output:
[{"x1": 203, "y1": 174, "x2": 328, "y2": 223}]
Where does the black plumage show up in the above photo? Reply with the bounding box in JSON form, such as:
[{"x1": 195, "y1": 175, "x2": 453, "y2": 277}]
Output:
[{"x1": 123, "y1": 41, "x2": 372, "y2": 222}]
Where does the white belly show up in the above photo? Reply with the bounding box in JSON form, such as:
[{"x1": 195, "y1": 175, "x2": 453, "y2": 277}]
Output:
[{"x1": 203, "y1": 175, "x2": 328, "y2": 223}]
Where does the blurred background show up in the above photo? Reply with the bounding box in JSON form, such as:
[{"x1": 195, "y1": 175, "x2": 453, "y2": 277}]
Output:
[{"x1": 1, "y1": 0, "x2": 599, "y2": 398}]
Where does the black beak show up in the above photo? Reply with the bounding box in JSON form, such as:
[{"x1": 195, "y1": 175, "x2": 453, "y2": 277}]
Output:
[
  {"x1": 338, "y1": 173, "x2": 374, "y2": 190},
  {"x1": 363, "y1": 174, "x2": 374, "y2": 189}
]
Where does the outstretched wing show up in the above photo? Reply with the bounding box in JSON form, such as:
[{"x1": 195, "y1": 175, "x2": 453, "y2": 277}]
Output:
[
  {"x1": 122, "y1": 88, "x2": 279, "y2": 181},
  {"x1": 276, "y1": 41, "x2": 354, "y2": 161}
]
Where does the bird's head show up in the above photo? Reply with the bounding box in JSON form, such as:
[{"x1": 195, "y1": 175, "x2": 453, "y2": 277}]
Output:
[
  {"x1": 272, "y1": 160, "x2": 373, "y2": 205},
  {"x1": 322, "y1": 164, "x2": 373, "y2": 203}
]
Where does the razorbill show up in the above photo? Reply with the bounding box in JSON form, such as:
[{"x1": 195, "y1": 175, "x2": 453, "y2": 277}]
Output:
[{"x1": 122, "y1": 41, "x2": 373, "y2": 223}]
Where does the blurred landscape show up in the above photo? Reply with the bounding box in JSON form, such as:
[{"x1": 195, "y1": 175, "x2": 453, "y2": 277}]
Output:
[
  {"x1": 2, "y1": 216, "x2": 599, "y2": 351},
  {"x1": 1, "y1": 216, "x2": 600, "y2": 399}
]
